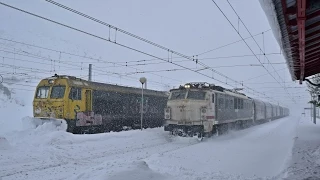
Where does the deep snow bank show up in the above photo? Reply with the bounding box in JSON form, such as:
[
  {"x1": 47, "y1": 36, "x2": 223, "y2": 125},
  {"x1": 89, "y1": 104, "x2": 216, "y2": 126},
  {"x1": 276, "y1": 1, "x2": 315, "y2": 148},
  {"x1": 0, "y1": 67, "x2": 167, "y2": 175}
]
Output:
[
  {"x1": 0, "y1": 82, "x2": 34, "y2": 135},
  {"x1": 3, "y1": 117, "x2": 69, "y2": 147},
  {"x1": 71, "y1": 160, "x2": 169, "y2": 180}
]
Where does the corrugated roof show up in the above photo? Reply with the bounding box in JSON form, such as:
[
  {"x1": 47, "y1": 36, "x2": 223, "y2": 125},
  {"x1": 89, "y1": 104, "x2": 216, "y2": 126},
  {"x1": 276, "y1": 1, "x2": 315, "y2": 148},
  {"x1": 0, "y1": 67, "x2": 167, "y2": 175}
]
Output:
[{"x1": 260, "y1": 0, "x2": 320, "y2": 83}]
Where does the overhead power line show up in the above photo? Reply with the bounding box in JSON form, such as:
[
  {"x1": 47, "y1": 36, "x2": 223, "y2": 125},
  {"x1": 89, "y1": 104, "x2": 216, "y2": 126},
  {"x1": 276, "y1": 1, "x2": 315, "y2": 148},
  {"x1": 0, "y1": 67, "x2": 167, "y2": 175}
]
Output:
[
  {"x1": 45, "y1": 0, "x2": 274, "y2": 61},
  {"x1": 210, "y1": 0, "x2": 296, "y2": 103},
  {"x1": 44, "y1": 0, "x2": 196, "y2": 61},
  {"x1": 43, "y1": 0, "x2": 287, "y2": 104},
  {"x1": 0, "y1": 35, "x2": 280, "y2": 65},
  {"x1": 0, "y1": 37, "x2": 182, "y2": 85},
  {"x1": 0, "y1": 38, "x2": 283, "y2": 67},
  {"x1": 95, "y1": 64, "x2": 264, "y2": 76},
  {"x1": 95, "y1": 53, "x2": 284, "y2": 68},
  {"x1": 226, "y1": 0, "x2": 288, "y2": 83},
  {"x1": 243, "y1": 67, "x2": 288, "y2": 82},
  {"x1": 0, "y1": 1, "x2": 287, "y2": 105},
  {"x1": 0, "y1": 46, "x2": 173, "y2": 88},
  {"x1": 195, "y1": 29, "x2": 272, "y2": 56}
]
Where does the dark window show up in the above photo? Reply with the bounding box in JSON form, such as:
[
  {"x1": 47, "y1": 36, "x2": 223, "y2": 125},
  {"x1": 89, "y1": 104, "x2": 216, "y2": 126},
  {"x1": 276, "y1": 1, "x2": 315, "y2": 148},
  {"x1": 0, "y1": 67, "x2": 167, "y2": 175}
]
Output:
[
  {"x1": 230, "y1": 100, "x2": 233, "y2": 109},
  {"x1": 36, "y1": 86, "x2": 50, "y2": 99},
  {"x1": 225, "y1": 98, "x2": 229, "y2": 109},
  {"x1": 50, "y1": 86, "x2": 66, "y2": 99},
  {"x1": 170, "y1": 90, "x2": 187, "y2": 100},
  {"x1": 212, "y1": 94, "x2": 215, "y2": 103},
  {"x1": 240, "y1": 99, "x2": 243, "y2": 109},
  {"x1": 69, "y1": 87, "x2": 82, "y2": 100},
  {"x1": 234, "y1": 98, "x2": 238, "y2": 109},
  {"x1": 187, "y1": 91, "x2": 206, "y2": 100},
  {"x1": 219, "y1": 98, "x2": 224, "y2": 108}
]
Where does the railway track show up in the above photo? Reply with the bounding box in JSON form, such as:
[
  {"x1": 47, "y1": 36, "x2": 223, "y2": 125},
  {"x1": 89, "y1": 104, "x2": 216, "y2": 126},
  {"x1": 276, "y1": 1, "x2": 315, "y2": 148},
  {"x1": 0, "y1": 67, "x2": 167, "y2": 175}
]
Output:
[{"x1": 1, "y1": 132, "x2": 201, "y2": 179}]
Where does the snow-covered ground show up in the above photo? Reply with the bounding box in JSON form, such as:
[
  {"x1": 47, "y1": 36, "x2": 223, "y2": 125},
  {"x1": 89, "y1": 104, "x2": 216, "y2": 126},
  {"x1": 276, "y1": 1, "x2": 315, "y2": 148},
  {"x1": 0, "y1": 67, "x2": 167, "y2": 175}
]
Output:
[
  {"x1": 0, "y1": 81, "x2": 35, "y2": 134},
  {"x1": 282, "y1": 117, "x2": 320, "y2": 180},
  {"x1": 1, "y1": 114, "x2": 319, "y2": 180}
]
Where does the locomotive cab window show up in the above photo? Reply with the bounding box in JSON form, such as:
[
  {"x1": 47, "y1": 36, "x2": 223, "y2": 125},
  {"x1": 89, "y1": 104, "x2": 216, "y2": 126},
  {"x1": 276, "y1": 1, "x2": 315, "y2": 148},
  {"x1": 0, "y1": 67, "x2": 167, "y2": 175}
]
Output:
[
  {"x1": 187, "y1": 91, "x2": 206, "y2": 100},
  {"x1": 36, "y1": 86, "x2": 50, "y2": 99},
  {"x1": 50, "y1": 86, "x2": 66, "y2": 99},
  {"x1": 69, "y1": 87, "x2": 82, "y2": 100},
  {"x1": 170, "y1": 90, "x2": 186, "y2": 100}
]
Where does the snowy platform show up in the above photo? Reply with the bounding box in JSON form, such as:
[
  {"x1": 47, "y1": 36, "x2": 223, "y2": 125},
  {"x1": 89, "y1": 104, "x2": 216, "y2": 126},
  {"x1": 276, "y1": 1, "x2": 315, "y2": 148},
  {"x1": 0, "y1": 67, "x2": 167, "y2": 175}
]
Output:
[{"x1": 283, "y1": 118, "x2": 320, "y2": 180}]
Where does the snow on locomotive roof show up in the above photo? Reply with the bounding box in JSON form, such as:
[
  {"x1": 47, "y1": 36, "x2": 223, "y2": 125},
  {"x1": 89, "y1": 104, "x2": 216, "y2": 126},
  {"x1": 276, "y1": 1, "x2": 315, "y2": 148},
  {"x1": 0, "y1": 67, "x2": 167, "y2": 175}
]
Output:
[{"x1": 170, "y1": 82, "x2": 249, "y2": 99}]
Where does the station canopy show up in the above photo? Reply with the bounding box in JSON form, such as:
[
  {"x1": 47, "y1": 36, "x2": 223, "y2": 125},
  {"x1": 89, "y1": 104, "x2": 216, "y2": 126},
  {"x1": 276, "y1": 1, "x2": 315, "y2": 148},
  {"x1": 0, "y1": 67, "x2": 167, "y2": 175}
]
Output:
[{"x1": 260, "y1": 0, "x2": 320, "y2": 84}]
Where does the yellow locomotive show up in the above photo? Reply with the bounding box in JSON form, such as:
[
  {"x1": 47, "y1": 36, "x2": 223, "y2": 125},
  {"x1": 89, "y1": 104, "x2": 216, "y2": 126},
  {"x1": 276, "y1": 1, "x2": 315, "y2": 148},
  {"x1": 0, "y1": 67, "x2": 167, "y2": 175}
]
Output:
[{"x1": 33, "y1": 74, "x2": 168, "y2": 133}]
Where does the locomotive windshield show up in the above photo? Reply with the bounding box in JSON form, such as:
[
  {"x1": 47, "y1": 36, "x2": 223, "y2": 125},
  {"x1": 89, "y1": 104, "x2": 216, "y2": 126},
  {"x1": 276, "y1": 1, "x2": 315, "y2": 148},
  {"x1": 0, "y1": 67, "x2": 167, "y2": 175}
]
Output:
[
  {"x1": 169, "y1": 90, "x2": 206, "y2": 100},
  {"x1": 170, "y1": 90, "x2": 187, "y2": 100},
  {"x1": 187, "y1": 91, "x2": 206, "y2": 100},
  {"x1": 36, "y1": 86, "x2": 50, "y2": 99},
  {"x1": 50, "y1": 86, "x2": 66, "y2": 99}
]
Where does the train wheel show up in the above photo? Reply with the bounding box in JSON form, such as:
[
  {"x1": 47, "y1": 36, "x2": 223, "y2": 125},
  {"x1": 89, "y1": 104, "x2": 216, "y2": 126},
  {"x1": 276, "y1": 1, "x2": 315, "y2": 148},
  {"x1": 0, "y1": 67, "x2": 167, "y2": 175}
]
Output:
[
  {"x1": 214, "y1": 125, "x2": 220, "y2": 136},
  {"x1": 196, "y1": 132, "x2": 203, "y2": 141}
]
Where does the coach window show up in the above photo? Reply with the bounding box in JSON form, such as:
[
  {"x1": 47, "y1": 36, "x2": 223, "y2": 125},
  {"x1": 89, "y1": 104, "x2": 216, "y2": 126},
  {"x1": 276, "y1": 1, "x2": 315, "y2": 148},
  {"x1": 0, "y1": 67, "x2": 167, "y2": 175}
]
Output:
[
  {"x1": 69, "y1": 87, "x2": 82, "y2": 100},
  {"x1": 234, "y1": 98, "x2": 238, "y2": 109},
  {"x1": 212, "y1": 94, "x2": 214, "y2": 103}
]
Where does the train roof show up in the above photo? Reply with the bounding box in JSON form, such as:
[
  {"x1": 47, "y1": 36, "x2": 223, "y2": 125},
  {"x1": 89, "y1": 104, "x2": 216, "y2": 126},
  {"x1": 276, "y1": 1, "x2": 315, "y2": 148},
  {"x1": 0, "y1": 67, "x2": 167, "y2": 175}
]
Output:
[
  {"x1": 44, "y1": 74, "x2": 168, "y2": 97},
  {"x1": 170, "y1": 82, "x2": 249, "y2": 98}
]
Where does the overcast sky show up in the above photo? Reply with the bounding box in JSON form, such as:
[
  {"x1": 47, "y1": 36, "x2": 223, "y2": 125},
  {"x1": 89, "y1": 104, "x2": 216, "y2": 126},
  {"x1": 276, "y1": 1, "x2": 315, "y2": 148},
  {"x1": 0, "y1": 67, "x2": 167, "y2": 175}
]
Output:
[{"x1": 0, "y1": 0, "x2": 311, "y2": 113}]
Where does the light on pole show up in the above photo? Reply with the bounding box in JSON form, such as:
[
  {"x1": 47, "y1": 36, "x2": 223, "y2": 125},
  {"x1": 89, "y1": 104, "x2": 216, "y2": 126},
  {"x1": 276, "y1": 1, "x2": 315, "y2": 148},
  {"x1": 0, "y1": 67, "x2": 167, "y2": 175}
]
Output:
[{"x1": 139, "y1": 77, "x2": 147, "y2": 130}]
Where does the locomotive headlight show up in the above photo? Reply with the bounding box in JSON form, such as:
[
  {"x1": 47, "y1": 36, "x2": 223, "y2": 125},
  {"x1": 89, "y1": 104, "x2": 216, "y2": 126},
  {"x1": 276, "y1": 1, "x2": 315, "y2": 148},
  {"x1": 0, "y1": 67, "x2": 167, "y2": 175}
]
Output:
[
  {"x1": 164, "y1": 107, "x2": 171, "y2": 120},
  {"x1": 200, "y1": 108, "x2": 207, "y2": 120},
  {"x1": 48, "y1": 79, "x2": 54, "y2": 84}
]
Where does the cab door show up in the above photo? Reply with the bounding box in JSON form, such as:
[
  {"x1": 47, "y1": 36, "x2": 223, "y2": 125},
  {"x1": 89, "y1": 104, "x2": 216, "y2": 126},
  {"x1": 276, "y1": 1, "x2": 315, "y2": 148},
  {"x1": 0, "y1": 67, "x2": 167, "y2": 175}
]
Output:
[
  {"x1": 68, "y1": 87, "x2": 83, "y2": 119},
  {"x1": 85, "y1": 89, "x2": 92, "y2": 112}
]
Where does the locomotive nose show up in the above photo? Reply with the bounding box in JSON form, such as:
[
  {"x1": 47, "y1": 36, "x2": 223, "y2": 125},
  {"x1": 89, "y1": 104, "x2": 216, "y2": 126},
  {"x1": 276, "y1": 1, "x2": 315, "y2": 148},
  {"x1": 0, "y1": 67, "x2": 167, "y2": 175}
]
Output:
[
  {"x1": 33, "y1": 100, "x2": 64, "y2": 119},
  {"x1": 170, "y1": 100, "x2": 204, "y2": 122}
]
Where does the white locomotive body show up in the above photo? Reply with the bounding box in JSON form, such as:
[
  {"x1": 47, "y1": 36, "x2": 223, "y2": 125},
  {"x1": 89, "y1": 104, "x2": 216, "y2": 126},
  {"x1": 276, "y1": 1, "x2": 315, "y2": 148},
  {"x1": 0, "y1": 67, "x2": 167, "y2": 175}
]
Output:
[
  {"x1": 164, "y1": 82, "x2": 289, "y2": 138},
  {"x1": 164, "y1": 85, "x2": 215, "y2": 135}
]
